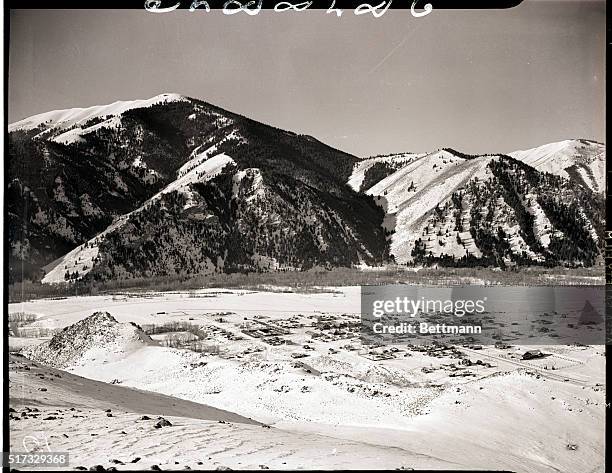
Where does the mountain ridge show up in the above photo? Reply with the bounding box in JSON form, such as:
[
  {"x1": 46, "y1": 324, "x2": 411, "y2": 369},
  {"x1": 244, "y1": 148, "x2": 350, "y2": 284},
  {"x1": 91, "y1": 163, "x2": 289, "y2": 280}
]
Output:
[
  {"x1": 8, "y1": 93, "x2": 388, "y2": 283},
  {"x1": 7, "y1": 94, "x2": 605, "y2": 282},
  {"x1": 353, "y1": 141, "x2": 604, "y2": 268}
]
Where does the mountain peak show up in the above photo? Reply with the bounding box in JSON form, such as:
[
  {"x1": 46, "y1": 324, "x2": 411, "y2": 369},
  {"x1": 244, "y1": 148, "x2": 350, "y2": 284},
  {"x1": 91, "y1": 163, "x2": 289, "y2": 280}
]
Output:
[
  {"x1": 8, "y1": 92, "x2": 387, "y2": 283},
  {"x1": 509, "y1": 139, "x2": 605, "y2": 193},
  {"x1": 8, "y1": 92, "x2": 189, "y2": 133}
]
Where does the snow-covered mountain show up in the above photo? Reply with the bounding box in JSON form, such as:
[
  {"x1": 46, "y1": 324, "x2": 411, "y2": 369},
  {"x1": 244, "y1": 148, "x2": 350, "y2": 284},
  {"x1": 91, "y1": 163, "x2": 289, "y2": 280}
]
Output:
[
  {"x1": 8, "y1": 94, "x2": 605, "y2": 282},
  {"x1": 509, "y1": 139, "x2": 605, "y2": 193},
  {"x1": 9, "y1": 93, "x2": 187, "y2": 138},
  {"x1": 40, "y1": 153, "x2": 236, "y2": 283},
  {"x1": 8, "y1": 94, "x2": 387, "y2": 283},
  {"x1": 352, "y1": 145, "x2": 605, "y2": 268}
]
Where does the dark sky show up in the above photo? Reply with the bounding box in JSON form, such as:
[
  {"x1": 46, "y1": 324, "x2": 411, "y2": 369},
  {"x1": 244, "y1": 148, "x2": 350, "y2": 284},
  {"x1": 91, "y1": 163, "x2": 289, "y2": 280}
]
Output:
[{"x1": 8, "y1": 1, "x2": 605, "y2": 157}]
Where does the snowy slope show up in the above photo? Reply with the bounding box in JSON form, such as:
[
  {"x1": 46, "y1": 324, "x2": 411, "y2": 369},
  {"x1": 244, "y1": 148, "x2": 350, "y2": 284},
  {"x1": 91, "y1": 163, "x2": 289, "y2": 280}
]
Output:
[
  {"x1": 347, "y1": 153, "x2": 424, "y2": 192},
  {"x1": 10, "y1": 356, "x2": 455, "y2": 470},
  {"x1": 41, "y1": 153, "x2": 235, "y2": 283},
  {"x1": 9, "y1": 93, "x2": 187, "y2": 135},
  {"x1": 366, "y1": 152, "x2": 494, "y2": 262},
  {"x1": 509, "y1": 139, "x2": 605, "y2": 193},
  {"x1": 153, "y1": 152, "x2": 235, "y2": 207},
  {"x1": 367, "y1": 150, "x2": 472, "y2": 212}
]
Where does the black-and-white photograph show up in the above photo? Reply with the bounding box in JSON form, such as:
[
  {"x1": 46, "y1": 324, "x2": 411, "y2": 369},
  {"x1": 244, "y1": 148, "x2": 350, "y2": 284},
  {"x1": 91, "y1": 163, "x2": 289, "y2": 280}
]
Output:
[{"x1": 3, "y1": 1, "x2": 607, "y2": 471}]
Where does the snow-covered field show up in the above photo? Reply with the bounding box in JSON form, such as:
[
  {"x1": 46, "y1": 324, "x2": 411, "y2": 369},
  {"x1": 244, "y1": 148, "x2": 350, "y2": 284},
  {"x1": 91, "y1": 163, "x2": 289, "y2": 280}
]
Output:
[
  {"x1": 12, "y1": 357, "x2": 442, "y2": 470},
  {"x1": 9, "y1": 288, "x2": 606, "y2": 471}
]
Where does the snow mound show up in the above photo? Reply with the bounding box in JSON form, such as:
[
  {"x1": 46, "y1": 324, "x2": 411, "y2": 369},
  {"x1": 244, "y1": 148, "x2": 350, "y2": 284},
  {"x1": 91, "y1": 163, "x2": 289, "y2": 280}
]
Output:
[
  {"x1": 306, "y1": 355, "x2": 414, "y2": 387},
  {"x1": 22, "y1": 312, "x2": 155, "y2": 369}
]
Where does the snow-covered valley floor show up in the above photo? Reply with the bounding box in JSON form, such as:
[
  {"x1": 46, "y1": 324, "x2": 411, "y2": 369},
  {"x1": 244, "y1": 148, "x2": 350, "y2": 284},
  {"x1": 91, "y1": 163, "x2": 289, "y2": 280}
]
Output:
[{"x1": 8, "y1": 288, "x2": 606, "y2": 471}]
